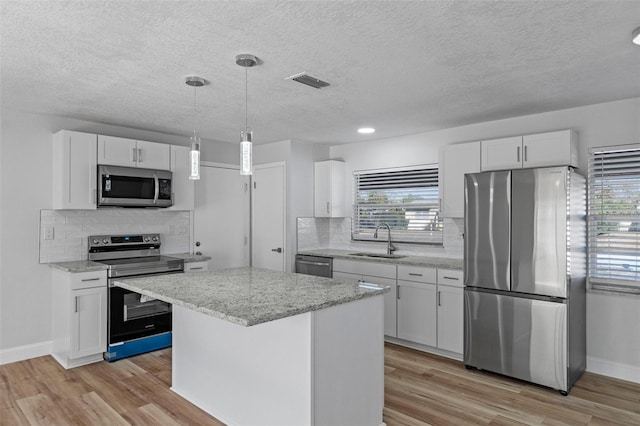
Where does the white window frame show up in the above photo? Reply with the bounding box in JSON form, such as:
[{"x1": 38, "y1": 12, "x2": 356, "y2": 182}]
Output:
[
  {"x1": 588, "y1": 143, "x2": 640, "y2": 295},
  {"x1": 352, "y1": 165, "x2": 443, "y2": 245}
]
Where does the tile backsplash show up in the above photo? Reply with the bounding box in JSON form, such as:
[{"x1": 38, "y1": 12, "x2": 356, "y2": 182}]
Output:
[
  {"x1": 39, "y1": 209, "x2": 191, "y2": 263},
  {"x1": 297, "y1": 217, "x2": 464, "y2": 259}
]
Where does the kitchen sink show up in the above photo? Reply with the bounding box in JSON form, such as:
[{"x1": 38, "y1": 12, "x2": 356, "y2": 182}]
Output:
[{"x1": 349, "y1": 252, "x2": 407, "y2": 259}]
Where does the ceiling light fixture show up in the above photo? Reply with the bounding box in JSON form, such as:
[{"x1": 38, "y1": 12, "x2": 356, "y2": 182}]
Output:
[
  {"x1": 358, "y1": 127, "x2": 376, "y2": 134},
  {"x1": 236, "y1": 54, "x2": 258, "y2": 176},
  {"x1": 633, "y1": 26, "x2": 640, "y2": 46},
  {"x1": 185, "y1": 76, "x2": 205, "y2": 180}
]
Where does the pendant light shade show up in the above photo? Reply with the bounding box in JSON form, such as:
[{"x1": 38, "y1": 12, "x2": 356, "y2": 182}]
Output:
[
  {"x1": 236, "y1": 54, "x2": 258, "y2": 176},
  {"x1": 185, "y1": 76, "x2": 205, "y2": 180},
  {"x1": 189, "y1": 131, "x2": 201, "y2": 180},
  {"x1": 240, "y1": 130, "x2": 253, "y2": 175}
]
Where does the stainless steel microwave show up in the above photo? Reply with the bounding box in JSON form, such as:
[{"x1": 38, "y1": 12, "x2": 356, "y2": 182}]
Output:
[{"x1": 97, "y1": 165, "x2": 173, "y2": 208}]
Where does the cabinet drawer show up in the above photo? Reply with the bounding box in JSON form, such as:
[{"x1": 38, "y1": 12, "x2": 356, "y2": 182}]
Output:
[
  {"x1": 185, "y1": 261, "x2": 208, "y2": 272},
  {"x1": 398, "y1": 265, "x2": 436, "y2": 283},
  {"x1": 437, "y1": 269, "x2": 463, "y2": 287},
  {"x1": 333, "y1": 258, "x2": 396, "y2": 279},
  {"x1": 333, "y1": 259, "x2": 362, "y2": 274},
  {"x1": 70, "y1": 271, "x2": 107, "y2": 290}
]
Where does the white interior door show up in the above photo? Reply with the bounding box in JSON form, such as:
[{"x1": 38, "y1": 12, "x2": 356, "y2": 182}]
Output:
[
  {"x1": 194, "y1": 163, "x2": 249, "y2": 268},
  {"x1": 252, "y1": 163, "x2": 286, "y2": 271}
]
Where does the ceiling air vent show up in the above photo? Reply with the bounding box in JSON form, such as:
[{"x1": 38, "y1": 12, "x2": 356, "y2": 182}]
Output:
[{"x1": 285, "y1": 72, "x2": 330, "y2": 89}]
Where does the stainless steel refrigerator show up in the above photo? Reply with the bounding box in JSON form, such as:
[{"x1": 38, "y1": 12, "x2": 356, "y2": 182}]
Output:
[{"x1": 463, "y1": 166, "x2": 586, "y2": 394}]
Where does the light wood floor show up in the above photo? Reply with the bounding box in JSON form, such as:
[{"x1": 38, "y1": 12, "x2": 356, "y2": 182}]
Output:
[{"x1": 1, "y1": 343, "x2": 638, "y2": 425}]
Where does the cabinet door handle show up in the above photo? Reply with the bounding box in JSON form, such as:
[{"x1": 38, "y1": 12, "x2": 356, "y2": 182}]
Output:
[
  {"x1": 271, "y1": 247, "x2": 283, "y2": 253},
  {"x1": 408, "y1": 273, "x2": 423, "y2": 277},
  {"x1": 326, "y1": 202, "x2": 330, "y2": 214},
  {"x1": 138, "y1": 148, "x2": 142, "y2": 163},
  {"x1": 438, "y1": 291, "x2": 441, "y2": 306},
  {"x1": 132, "y1": 147, "x2": 137, "y2": 162},
  {"x1": 189, "y1": 267, "x2": 204, "y2": 270},
  {"x1": 75, "y1": 296, "x2": 78, "y2": 313},
  {"x1": 524, "y1": 145, "x2": 528, "y2": 162},
  {"x1": 517, "y1": 146, "x2": 521, "y2": 163},
  {"x1": 397, "y1": 286, "x2": 400, "y2": 299}
]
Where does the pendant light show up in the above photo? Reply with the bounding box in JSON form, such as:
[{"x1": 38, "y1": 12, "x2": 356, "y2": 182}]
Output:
[
  {"x1": 185, "y1": 76, "x2": 205, "y2": 180},
  {"x1": 236, "y1": 54, "x2": 258, "y2": 175}
]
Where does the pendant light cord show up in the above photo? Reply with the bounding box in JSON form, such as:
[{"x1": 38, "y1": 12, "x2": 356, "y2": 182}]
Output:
[
  {"x1": 245, "y1": 66, "x2": 248, "y2": 132},
  {"x1": 193, "y1": 85, "x2": 197, "y2": 137}
]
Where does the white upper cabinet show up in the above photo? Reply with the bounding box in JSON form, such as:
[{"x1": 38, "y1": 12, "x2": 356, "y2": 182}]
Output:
[
  {"x1": 481, "y1": 136, "x2": 523, "y2": 171},
  {"x1": 439, "y1": 141, "x2": 481, "y2": 218},
  {"x1": 169, "y1": 145, "x2": 195, "y2": 210},
  {"x1": 52, "y1": 130, "x2": 98, "y2": 210},
  {"x1": 481, "y1": 130, "x2": 578, "y2": 171},
  {"x1": 98, "y1": 135, "x2": 171, "y2": 170},
  {"x1": 136, "y1": 140, "x2": 171, "y2": 170},
  {"x1": 314, "y1": 160, "x2": 345, "y2": 217},
  {"x1": 522, "y1": 130, "x2": 578, "y2": 168}
]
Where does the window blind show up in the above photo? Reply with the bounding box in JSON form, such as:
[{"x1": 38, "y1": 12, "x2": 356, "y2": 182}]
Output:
[
  {"x1": 353, "y1": 165, "x2": 442, "y2": 244},
  {"x1": 588, "y1": 144, "x2": 640, "y2": 294}
]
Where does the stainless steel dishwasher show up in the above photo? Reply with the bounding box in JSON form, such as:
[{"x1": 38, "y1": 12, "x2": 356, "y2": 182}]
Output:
[{"x1": 295, "y1": 254, "x2": 333, "y2": 278}]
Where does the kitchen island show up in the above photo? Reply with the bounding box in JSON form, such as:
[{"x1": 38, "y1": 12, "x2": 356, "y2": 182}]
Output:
[{"x1": 113, "y1": 267, "x2": 388, "y2": 426}]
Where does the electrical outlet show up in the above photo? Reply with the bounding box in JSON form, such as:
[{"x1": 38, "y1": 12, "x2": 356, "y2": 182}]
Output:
[{"x1": 42, "y1": 225, "x2": 55, "y2": 240}]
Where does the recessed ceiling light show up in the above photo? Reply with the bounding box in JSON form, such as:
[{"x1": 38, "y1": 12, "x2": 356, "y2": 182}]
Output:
[
  {"x1": 633, "y1": 26, "x2": 640, "y2": 46},
  {"x1": 358, "y1": 127, "x2": 375, "y2": 134}
]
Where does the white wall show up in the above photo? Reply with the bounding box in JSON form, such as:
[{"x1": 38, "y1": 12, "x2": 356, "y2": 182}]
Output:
[
  {"x1": 331, "y1": 97, "x2": 640, "y2": 381},
  {"x1": 0, "y1": 109, "x2": 237, "y2": 355}
]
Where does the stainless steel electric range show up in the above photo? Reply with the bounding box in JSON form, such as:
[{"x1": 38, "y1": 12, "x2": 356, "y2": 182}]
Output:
[{"x1": 88, "y1": 234, "x2": 184, "y2": 361}]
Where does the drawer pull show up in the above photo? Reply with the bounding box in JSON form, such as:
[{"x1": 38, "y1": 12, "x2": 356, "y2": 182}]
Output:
[
  {"x1": 81, "y1": 277, "x2": 101, "y2": 282},
  {"x1": 443, "y1": 276, "x2": 459, "y2": 280},
  {"x1": 189, "y1": 267, "x2": 204, "y2": 270},
  {"x1": 408, "y1": 273, "x2": 423, "y2": 276}
]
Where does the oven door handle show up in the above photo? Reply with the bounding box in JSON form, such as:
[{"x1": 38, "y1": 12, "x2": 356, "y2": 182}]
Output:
[{"x1": 153, "y1": 173, "x2": 159, "y2": 204}]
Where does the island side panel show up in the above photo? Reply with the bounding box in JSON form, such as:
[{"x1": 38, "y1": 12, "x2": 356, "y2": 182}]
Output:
[
  {"x1": 171, "y1": 305, "x2": 313, "y2": 425},
  {"x1": 312, "y1": 294, "x2": 385, "y2": 426}
]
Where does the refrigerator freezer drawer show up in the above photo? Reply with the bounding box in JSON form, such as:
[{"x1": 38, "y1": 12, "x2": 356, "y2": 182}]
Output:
[{"x1": 464, "y1": 289, "x2": 568, "y2": 391}]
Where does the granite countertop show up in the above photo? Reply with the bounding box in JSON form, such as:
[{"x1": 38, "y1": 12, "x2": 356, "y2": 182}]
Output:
[
  {"x1": 167, "y1": 253, "x2": 212, "y2": 262},
  {"x1": 297, "y1": 248, "x2": 463, "y2": 270},
  {"x1": 49, "y1": 253, "x2": 211, "y2": 273},
  {"x1": 113, "y1": 267, "x2": 389, "y2": 327},
  {"x1": 49, "y1": 261, "x2": 109, "y2": 273}
]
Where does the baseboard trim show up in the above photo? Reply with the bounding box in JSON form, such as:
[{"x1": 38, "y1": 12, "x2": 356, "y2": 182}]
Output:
[
  {"x1": 587, "y1": 356, "x2": 640, "y2": 384},
  {"x1": 0, "y1": 341, "x2": 52, "y2": 365}
]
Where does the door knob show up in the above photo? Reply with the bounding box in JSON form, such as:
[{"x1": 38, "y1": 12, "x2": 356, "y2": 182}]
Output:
[{"x1": 271, "y1": 248, "x2": 283, "y2": 253}]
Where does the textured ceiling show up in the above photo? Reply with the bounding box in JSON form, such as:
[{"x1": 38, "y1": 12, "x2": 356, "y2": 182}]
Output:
[{"x1": 1, "y1": 1, "x2": 639, "y2": 145}]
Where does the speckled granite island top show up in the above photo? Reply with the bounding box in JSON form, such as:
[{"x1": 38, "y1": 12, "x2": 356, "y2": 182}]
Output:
[{"x1": 113, "y1": 267, "x2": 389, "y2": 327}]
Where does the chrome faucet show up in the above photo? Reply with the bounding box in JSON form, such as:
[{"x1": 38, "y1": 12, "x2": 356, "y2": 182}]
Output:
[{"x1": 374, "y1": 223, "x2": 396, "y2": 255}]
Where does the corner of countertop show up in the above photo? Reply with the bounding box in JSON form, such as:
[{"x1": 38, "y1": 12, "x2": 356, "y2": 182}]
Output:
[
  {"x1": 49, "y1": 261, "x2": 108, "y2": 273},
  {"x1": 167, "y1": 253, "x2": 212, "y2": 262}
]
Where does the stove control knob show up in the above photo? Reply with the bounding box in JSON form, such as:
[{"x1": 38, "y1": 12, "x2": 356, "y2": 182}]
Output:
[
  {"x1": 143, "y1": 237, "x2": 150, "y2": 242},
  {"x1": 152, "y1": 236, "x2": 158, "y2": 242},
  {"x1": 92, "y1": 239, "x2": 100, "y2": 245},
  {"x1": 102, "y1": 239, "x2": 109, "y2": 244}
]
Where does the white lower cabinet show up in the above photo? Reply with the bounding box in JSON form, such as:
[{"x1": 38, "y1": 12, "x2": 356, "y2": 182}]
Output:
[
  {"x1": 333, "y1": 259, "x2": 397, "y2": 337},
  {"x1": 397, "y1": 265, "x2": 437, "y2": 346},
  {"x1": 436, "y1": 269, "x2": 464, "y2": 354},
  {"x1": 52, "y1": 269, "x2": 107, "y2": 369},
  {"x1": 397, "y1": 280, "x2": 436, "y2": 346},
  {"x1": 333, "y1": 258, "x2": 463, "y2": 356},
  {"x1": 436, "y1": 284, "x2": 463, "y2": 354}
]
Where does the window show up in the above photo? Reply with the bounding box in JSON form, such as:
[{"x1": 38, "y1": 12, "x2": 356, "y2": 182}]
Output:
[
  {"x1": 352, "y1": 165, "x2": 442, "y2": 245},
  {"x1": 588, "y1": 144, "x2": 640, "y2": 294}
]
